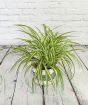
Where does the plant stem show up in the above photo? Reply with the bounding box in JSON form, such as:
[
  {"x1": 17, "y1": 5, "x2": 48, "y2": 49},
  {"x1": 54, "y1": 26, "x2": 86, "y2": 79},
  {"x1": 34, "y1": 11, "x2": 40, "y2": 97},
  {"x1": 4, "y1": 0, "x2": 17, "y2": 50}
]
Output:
[{"x1": 71, "y1": 46, "x2": 88, "y2": 71}]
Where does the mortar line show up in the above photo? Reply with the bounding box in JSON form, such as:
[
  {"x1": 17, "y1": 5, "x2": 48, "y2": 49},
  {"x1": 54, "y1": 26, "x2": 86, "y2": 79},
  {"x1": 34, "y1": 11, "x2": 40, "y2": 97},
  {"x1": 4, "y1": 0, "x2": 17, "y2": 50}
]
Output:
[{"x1": 62, "y1": 61, "x2": 81, "y2": 105}]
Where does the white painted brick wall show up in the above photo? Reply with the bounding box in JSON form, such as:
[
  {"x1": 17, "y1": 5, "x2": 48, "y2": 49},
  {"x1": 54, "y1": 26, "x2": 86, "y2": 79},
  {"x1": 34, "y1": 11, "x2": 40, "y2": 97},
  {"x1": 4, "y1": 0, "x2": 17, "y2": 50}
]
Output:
[{"x1": 0, "y1": 0, "x2": 88, "y2": 45}]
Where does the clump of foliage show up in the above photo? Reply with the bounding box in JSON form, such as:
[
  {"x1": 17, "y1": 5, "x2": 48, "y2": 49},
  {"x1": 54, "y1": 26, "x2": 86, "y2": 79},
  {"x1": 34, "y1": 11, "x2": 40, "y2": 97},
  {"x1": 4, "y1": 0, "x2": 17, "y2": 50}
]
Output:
[{"x1": 11, "y1": 24, "x2": 80, "y2": 91}]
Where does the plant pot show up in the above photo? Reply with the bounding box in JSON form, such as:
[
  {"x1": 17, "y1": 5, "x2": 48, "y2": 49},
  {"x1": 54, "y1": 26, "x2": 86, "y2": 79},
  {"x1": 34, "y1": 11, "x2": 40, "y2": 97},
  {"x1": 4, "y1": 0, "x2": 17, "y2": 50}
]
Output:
[{"x1": 32, "y1": 68, "x2": 56, "y2": 85}]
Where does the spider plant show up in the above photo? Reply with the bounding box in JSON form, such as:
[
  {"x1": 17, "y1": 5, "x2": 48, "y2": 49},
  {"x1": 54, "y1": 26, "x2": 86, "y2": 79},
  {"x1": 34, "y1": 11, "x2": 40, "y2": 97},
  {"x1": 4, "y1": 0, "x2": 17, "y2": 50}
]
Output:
[{"x1": 11, "y1": 24, "x2": 80, "y2": 91}]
